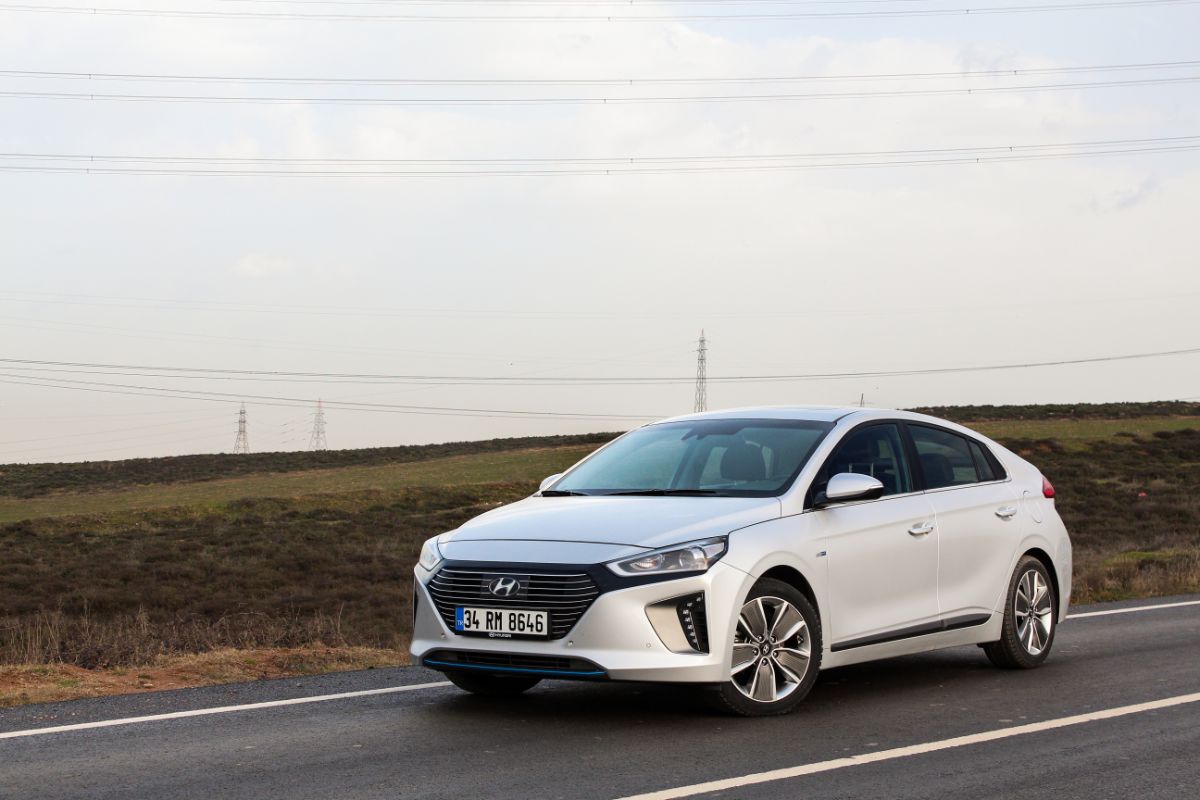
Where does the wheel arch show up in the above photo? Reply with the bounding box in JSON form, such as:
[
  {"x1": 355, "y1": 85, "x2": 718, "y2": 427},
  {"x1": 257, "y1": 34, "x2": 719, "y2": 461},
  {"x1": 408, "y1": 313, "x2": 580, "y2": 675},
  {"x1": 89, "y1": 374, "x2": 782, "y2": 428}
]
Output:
[
  {"x1": 1020, "y1": 546, "x2": 1064, "y2": 620},
  {"x1": 758, "y1": 564, "x2": 820, "y2": 618}
]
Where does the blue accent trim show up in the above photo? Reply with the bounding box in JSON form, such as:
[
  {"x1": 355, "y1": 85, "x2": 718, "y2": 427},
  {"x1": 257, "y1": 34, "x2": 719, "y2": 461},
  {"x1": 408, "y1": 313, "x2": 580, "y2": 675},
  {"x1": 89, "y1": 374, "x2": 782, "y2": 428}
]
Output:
[{"x1": 425, "y1": 659, "x2": 605, "y2": 677}]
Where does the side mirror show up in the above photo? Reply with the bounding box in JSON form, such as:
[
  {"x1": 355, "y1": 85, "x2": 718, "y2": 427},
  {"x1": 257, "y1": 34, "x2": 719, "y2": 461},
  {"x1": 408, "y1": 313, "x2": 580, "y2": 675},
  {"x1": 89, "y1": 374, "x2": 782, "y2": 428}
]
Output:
[
  {"x1": 813, "y1": 473, "x2": 885, "y2": 508},
  {"x1": 539, "y1": 474, "x2": 563, "y2": 493}
]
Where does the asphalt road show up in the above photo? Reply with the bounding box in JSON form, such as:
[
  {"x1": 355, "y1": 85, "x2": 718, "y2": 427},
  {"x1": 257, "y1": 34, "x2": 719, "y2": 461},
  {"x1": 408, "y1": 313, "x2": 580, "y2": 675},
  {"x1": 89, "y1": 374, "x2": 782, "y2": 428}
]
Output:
[{"x1": 2, "y1": 595, "x2": 1197, "y2": 800}]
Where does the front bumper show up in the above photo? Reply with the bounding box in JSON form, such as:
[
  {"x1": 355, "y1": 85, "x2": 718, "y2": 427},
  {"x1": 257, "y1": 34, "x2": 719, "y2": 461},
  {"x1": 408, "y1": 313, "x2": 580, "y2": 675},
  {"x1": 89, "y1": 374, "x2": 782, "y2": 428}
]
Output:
[{"x1": 410, "y1": 560, "x2": 752, "y2": 684}]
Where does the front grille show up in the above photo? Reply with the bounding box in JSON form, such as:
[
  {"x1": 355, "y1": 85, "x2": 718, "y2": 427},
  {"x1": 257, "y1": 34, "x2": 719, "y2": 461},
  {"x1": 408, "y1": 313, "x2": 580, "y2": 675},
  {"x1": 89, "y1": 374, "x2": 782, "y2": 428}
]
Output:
[
  {"x1": 427, "y1": 566, "x2": 601, "y2": 639},
  {"x1": 424, "y1": 649, "x2": 605, "y2": 677}
]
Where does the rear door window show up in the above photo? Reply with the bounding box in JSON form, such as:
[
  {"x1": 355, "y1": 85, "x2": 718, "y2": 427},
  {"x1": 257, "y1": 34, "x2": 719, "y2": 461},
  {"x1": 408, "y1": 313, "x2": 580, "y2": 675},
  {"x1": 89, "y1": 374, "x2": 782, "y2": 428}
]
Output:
[{"x1": 909, "y1": 426, "x2": 981, "y2": 489}]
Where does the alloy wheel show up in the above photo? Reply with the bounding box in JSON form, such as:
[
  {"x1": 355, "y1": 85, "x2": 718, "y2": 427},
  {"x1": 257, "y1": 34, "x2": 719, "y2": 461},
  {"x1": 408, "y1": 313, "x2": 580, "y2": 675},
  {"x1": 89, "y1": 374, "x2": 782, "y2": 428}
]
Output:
[
  {"x1": 730, "y1": 595, "x2": 812, "y2": 703},
  {"x1": 1014, "y1": 569, "x2": 1054, "y2": 656}
]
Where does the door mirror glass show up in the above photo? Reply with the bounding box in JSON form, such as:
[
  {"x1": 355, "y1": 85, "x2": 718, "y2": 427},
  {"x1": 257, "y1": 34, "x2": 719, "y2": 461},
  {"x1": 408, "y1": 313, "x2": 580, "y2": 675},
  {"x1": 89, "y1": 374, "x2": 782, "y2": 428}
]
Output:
[
  {"x1": 815, "y1": 472, "x2": 885, "y2": 507},
  {"x1": 539, "y1": 473, "x2": 563, "y2": 492}
]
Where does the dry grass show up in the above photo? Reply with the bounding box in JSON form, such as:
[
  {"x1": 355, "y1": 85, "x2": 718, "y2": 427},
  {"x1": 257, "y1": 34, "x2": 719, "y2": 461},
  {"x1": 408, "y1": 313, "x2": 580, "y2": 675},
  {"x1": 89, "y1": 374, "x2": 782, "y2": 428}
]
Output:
[
  {"x1": 1005, "y1": 430, "x2": 1200, "y2": 601},
  {"x1": 0, "y1": 446, "x2": 593, "y2": 524},
  {"x1": 0, "y1": 646, "x2": 404, "y2": 707},
  {"x1": 0, "y1": 484, "x2": 532, "y2": 667},
  {"x1": 972, "y1": 416, "x2": 1200, "y2": 448}
]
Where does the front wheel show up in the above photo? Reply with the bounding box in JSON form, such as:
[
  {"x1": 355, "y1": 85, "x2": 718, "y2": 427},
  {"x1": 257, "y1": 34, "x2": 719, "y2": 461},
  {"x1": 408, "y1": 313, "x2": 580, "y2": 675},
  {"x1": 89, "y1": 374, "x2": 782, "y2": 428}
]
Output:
[
  {"x1": 444, "y1": 670, "x2": 541, "y2": 696},
  {"x1": 983, "y1": 555, "x2": 1057, "y2": 669},
  {"x1": 709, "y1": 578, "x2": 822, "y2": 717}
]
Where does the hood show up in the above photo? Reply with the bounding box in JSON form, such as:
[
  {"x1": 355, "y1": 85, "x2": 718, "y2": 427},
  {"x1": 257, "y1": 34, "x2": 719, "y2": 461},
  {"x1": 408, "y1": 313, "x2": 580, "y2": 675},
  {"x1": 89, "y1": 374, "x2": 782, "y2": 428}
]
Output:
[{"x1": 444, "y1": 494, "x2": 782, "y2": 551}]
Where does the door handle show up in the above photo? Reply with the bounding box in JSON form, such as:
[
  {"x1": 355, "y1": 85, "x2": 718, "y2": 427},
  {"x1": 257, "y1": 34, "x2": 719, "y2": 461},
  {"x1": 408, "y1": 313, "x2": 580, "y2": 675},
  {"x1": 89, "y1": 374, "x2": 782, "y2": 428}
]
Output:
[
  {"x1": 907, "y1": 522, "x2": 935, "y2": 537},
  {"x1": 995, "y1": 506, "x2": 1018, "y2": 519}
]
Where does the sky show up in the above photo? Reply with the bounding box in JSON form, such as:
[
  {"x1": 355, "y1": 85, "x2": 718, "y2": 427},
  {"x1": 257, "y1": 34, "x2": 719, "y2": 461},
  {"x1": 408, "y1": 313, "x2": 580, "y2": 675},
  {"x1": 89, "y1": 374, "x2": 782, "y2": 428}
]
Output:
[{"x1": 1, "y1": 1, "x2": 1198, "y2": 463}]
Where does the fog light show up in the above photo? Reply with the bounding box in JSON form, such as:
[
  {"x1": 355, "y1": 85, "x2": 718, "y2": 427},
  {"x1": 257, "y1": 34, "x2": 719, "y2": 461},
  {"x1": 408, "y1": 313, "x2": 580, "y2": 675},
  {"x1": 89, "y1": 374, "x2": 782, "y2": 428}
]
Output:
[{"x1": 676, "y1": 593, "x2": 709, "y2": 653}]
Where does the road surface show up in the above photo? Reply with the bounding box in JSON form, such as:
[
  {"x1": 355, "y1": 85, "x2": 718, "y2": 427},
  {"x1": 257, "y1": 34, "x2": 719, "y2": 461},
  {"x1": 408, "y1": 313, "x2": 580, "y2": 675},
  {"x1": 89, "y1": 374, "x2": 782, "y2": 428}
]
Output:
[{"x1": 2, "y1": 595, "x2": 1198, "y2": 799}]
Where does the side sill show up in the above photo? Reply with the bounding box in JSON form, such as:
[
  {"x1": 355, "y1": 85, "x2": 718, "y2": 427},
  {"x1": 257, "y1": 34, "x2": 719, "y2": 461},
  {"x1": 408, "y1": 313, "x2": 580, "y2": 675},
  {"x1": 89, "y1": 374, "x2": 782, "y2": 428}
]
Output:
[{"x1": 831, "y1": 613, "x2": 992, "y2": 653}]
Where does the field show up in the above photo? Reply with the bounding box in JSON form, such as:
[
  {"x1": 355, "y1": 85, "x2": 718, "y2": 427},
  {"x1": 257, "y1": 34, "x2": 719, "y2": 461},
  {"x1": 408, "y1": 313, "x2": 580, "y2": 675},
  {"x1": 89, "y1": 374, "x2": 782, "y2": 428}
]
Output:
[
  {"x1": 1, "y1": 406, "x2": 1198, "y2": 706},
  {"x1": 0, "y1": 446, "x2": 596, "y2": 524}
]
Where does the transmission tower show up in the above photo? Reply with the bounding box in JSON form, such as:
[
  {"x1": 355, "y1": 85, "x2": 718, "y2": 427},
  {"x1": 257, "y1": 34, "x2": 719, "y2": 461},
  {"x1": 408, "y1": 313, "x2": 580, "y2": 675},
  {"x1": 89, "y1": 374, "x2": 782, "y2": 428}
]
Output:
[
  {"x1": 309, "y1": 399, "x2": 328, "y2": 451},
  {"x1": 694, "y1": 330, "x2": 708, "y2": 413},
  {"x1": 233, "y1": 403, "x2": 250, "y2": 454}
]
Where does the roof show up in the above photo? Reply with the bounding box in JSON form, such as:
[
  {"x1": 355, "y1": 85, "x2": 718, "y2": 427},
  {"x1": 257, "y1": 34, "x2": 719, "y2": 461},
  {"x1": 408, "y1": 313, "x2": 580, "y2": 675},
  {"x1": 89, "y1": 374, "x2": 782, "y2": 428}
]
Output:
[
  {"x1": 648, "y1": 406, "x2": 1001, "y2": 448},
  {"x1": 652, "y1": 405, "x2": 866, "y2": 424}
]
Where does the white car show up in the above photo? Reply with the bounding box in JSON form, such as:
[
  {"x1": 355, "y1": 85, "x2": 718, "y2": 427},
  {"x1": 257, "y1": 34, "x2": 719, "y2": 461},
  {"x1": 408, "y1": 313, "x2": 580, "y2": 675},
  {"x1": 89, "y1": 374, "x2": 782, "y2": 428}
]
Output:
[{"x1": 411, "y1": 406, "x2": 1071, "y2": 715}]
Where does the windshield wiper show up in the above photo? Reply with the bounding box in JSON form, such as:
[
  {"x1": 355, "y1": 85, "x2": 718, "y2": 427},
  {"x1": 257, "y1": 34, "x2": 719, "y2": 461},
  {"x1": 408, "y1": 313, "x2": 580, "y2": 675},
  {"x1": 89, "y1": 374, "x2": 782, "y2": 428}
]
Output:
[
  {"x1": 541, "y1": 489, "x2": 590, "y2": 496},
  {"x1": 605, "y1": 489, "x2": 728, "y2": 496}
]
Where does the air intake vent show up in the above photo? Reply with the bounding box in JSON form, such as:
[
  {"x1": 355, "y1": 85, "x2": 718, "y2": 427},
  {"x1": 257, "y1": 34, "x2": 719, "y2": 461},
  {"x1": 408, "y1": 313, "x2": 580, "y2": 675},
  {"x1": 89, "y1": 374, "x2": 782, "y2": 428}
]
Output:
[{"x1": 427, "y1": 567, "x2": 601, "y2": 640}]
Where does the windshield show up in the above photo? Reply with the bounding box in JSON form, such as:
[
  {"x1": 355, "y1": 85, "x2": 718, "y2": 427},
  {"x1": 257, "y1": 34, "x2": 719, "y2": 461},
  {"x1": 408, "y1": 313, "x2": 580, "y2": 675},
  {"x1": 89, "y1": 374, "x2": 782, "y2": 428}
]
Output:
[{"x1": 549, "y1": 418, "x2": 833, "y2": 497}]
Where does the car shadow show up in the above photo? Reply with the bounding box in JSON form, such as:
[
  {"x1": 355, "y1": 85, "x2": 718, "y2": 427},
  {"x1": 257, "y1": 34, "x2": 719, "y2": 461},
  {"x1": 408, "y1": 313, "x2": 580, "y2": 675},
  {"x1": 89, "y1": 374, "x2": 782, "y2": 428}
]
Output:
[{"x1": 425, "y1": 644, "x2": 1035, "y2": 722}]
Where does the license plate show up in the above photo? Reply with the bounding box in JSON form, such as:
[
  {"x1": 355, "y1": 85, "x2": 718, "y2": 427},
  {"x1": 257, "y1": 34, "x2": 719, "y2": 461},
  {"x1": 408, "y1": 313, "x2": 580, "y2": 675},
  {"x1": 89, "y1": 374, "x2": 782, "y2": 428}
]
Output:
[{"x1": 456, "y1": 607, "x2": 549, "y2": 638}]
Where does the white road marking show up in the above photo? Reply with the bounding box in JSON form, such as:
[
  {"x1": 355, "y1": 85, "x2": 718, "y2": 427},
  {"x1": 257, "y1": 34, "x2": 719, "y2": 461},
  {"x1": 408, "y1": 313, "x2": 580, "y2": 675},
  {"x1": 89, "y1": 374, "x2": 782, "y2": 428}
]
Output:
[
  {"x1": 0, "y1": 681, "x2": 452, "y2": 740},
  {"x1": 0, "y1": 598, "x2": 1193, "y2": 742},
  {"x1": 613, "y1": 692, "x2": 1200, "y2": 800},
  {"x1": 1068, "y1": 599, "x2": 1200, "y2": 619}
]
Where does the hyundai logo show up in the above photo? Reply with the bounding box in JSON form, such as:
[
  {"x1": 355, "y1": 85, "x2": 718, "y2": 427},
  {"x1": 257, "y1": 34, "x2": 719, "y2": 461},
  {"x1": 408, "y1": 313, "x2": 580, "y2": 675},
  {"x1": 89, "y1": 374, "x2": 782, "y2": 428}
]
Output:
[{"x1": 488, "y1": 577, "x2": 521, "y2": 597}]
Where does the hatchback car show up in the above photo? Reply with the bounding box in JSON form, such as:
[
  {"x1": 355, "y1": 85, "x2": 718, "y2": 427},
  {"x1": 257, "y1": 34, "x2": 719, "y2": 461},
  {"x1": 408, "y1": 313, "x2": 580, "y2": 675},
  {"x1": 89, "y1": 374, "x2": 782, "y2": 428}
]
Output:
[{"x1": 411, "y1": 406, "x2": 1071, "y2": 715}]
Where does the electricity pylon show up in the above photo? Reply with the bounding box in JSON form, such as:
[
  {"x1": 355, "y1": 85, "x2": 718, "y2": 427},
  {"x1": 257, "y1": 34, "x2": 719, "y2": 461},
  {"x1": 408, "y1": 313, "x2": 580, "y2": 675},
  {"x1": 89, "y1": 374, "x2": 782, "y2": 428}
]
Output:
[
  {"x1": 233, "y1": 403, "x2": 250, "y2": 454},
  {"x1": 694, "y1": 330, "x2": 708, "y2": 413},
  {"x1": 309, "y1": 399, "x2": 328, "y2": 451}
]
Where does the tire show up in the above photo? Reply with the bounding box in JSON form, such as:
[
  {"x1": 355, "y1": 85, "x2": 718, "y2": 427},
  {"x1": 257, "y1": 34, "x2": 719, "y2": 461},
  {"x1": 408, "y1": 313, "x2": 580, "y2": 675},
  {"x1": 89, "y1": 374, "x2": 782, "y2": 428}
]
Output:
[
  {"x1": 983, "y1": 555, "x2": 1058, "y2": 670},
  {"x1": 444, "y1": 670, "x2": 542, "y2": 696},
  {"x1": 708, "y1": 578, "x2": 822, "y2": 717}
]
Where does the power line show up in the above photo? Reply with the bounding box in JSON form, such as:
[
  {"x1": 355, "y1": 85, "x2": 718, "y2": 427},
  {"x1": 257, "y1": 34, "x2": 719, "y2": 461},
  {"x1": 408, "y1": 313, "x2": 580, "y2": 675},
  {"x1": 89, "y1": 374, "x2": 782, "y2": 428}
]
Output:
[
  {"x1": 3, "y1": 144, "x2": 1192, "y2": 176},
  {"x1": 0, "y1": 414, "x2": 228, "y2": 446},
  {"x1": 3, "y1": 141, "x2": 1197, "y2": 177},
  {"x1": 2, "y1": 74, "x2": 1196, "y2": 106},
  {"x1": 0, "y1": 408, "x2": 198, "y2": 420},
  {"x1": 0, "y1": 422, "x2": 232, "y2": 455},
  {"x1": 3, "y1": 430, "x2": 235, "y2": 462},
  {"x1": 2, "y1": 282, "x2": 1198, "y2": 320},
  {"x1": 3, "y1": 58, "x2": 1196, "y2": 86},
  {"x1": 1, "y1": 0, "x2": 1194, "y2": 21},
  {"x1": 0, "y1": 312, "x2": 693, "y2": 364},
  {"x1": 0, "y1": 372, "x2": 663, "y2": 419},
  {"x1": 2, "y1": 345, "x2": 1198, "y2": 386},
  {"x1": 5, "y1": 135, "x2": 1197, "y2": 166},
  {"x1": 204, "y1": 1, "x2": 1028, "y2": 6}
]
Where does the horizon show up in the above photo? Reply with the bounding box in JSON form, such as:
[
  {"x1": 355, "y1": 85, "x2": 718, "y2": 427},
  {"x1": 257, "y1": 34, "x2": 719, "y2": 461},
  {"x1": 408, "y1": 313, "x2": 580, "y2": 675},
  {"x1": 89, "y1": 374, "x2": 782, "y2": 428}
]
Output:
[{"x1": 6, "y1": 397, "x2": 1197, "y2": 466}]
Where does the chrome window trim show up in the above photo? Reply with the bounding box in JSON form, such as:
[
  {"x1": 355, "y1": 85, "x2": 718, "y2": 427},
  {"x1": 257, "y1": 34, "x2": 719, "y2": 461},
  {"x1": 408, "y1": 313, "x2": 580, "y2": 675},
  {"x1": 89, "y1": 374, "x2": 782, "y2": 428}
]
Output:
[
  {"x1": 798, "y1": 477, "x2": 1014, "y2": 514},
  {"x1": 798, "y1": 488, "x2": 925, "y2": 514},
  {"x1": 919, "y1": 476, "x2": 1014, "y2": 496}
]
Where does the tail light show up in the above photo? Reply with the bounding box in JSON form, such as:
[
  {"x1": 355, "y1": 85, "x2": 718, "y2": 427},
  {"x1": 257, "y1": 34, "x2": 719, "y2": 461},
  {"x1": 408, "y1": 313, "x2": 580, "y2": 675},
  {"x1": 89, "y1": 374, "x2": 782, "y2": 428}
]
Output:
[{"x1": 1042, "y1": 476, "x2": 1056, "y2": 499}]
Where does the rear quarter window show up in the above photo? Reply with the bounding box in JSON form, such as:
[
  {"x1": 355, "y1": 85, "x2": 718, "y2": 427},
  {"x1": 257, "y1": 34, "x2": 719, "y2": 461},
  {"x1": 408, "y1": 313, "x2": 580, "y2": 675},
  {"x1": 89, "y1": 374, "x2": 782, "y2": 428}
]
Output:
[{"x1": 969, "y1": 440, "x2": 997, "y2": 481}]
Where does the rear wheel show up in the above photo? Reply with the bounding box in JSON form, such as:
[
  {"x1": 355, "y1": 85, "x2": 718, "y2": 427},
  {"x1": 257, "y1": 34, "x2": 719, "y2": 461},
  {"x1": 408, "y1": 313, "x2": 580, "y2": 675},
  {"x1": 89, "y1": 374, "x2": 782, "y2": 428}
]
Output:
[
  {"x1": 984, "y1": 556, "x2": 1057, "y2": 669},
  {"x1": 709, "y1": 578, "x2": 821, "y2": 716},
  {"x1": 444, "y1": 670, "x2": 541, "y2": 696}
]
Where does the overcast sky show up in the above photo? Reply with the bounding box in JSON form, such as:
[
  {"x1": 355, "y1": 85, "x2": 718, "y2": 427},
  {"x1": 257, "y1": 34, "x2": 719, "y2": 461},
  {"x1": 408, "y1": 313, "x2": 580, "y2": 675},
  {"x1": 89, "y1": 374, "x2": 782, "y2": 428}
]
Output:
[{"x1": 1, "y1": 2, "x2": 1198, "y2": 463}]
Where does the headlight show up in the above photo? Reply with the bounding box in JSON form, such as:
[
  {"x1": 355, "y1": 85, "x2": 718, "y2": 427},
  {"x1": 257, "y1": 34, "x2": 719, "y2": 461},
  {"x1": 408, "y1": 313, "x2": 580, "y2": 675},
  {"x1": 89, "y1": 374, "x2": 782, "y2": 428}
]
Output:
[
  {"x1": 418, "y1": 536, "x2": 444, "y2": 571},
  {"x1": 607, "y1": 537, "x2": 727, "y2": 577}
]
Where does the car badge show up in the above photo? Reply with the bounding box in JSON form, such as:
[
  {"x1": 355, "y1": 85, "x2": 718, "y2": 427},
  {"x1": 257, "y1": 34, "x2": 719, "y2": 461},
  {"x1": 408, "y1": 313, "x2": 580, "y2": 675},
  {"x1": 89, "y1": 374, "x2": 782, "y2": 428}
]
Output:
[{"x1": 489, "y1": 577, "x2": 521, "y2": 597}]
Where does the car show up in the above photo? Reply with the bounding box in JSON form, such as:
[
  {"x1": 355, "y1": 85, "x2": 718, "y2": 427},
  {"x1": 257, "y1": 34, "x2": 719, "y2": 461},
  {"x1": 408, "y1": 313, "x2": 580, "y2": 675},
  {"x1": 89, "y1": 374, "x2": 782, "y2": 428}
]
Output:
[{"x1": 410, "y1": 406, "x2": 1072, "y2": 716}]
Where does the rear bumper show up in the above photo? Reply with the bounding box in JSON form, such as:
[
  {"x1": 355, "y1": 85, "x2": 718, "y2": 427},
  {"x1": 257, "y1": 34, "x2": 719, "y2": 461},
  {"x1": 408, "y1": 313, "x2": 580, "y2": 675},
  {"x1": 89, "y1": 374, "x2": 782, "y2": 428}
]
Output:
[{"x1": 410, "y1": 560, "x2": 752, "y2": 684}]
